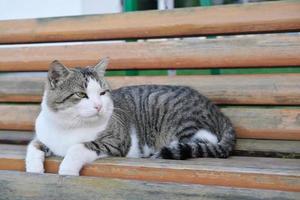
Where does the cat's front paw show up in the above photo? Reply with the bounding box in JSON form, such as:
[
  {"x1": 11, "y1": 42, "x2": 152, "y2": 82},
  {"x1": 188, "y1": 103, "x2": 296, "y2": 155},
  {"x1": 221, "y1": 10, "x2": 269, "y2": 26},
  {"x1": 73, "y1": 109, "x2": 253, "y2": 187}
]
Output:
[
  {"x1": 26, "y1": 159, "x2": 44, "y2": 174},
  {"x1": 58, "y1": 168, "x2": 79, "y2": 176},
  {"x1": 150, "y1": 152, "x2": 162, "y2": 159},
  {"x1": 58, "y1": 162, "x2": 80, "y2": 176}
]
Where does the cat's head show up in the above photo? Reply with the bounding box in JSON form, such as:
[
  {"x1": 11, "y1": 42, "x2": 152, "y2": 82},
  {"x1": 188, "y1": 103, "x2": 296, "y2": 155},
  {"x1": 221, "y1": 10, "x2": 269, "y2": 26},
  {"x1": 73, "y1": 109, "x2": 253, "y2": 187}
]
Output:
[{"x1": 44, "y1": 58, "x2": 113, "y2": 124}]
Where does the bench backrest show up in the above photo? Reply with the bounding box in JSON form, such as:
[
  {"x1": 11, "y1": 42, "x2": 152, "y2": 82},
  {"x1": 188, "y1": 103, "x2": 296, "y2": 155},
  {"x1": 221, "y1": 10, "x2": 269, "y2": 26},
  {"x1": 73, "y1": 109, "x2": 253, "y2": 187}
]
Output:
[{"x1": 0, "y1": 1, "x2": 299, "y2": 158}]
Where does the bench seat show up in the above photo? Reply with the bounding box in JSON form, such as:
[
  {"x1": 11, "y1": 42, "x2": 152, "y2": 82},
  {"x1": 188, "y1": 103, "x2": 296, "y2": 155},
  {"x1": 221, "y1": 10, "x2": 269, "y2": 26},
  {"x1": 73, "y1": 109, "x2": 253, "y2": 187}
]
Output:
[
  {"x1": 1, "y1": 171, "x2": 299, "y2": 200},
  {"x1": 0, "y1": 144, "x2": 299, "y2": 192},
  {"x1": 1, "y1": 131, "x2": 300, "y2": 158}
]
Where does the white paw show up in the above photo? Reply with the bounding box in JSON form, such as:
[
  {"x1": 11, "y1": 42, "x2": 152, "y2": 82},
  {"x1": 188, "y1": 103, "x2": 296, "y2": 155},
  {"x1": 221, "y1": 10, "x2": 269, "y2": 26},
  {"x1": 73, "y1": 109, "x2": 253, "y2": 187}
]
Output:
[
  {"x1": 58, "y1": 162, "x2": 80, "y2": 176},
  {"x1": 26, "y1": 140, "x2": 45, "y2": 174},
  {"x1": 58, "y1": 168, "x2": 79, "y2": 176},
  {"x1": 150, "y1": 152, "x2": 161, "y2": 159},
  {"x1": 26, "y1": 159, "x2": 44, "y2": 174}
]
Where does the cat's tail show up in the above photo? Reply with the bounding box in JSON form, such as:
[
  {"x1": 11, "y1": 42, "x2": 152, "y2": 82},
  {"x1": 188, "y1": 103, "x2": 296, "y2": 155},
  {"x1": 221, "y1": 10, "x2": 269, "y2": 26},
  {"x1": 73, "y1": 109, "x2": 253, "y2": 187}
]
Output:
[{"x1": 154, "y1": 124, "x2": 236, "y2": 160}]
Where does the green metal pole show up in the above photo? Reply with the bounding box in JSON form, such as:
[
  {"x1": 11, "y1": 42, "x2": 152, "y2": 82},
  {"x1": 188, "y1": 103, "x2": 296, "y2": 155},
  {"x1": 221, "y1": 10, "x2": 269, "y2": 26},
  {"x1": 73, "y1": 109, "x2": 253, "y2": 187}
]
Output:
[
  {"x1": 175, "y1": 0, "x2": 199, "y2": 7},
  {"x1": 199, "y1": 0, "x2": 211, "y2": 6},
  {"x1": 123, "y1": 0, "x2": 138, "y2": 12}
]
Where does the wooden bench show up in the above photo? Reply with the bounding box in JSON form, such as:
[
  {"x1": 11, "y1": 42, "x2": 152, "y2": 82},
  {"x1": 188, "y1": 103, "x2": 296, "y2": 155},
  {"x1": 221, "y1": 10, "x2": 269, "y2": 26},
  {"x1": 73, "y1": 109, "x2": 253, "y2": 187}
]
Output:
[{"x1": 0, "y1": 1, "x2": 300, "y2": 199}]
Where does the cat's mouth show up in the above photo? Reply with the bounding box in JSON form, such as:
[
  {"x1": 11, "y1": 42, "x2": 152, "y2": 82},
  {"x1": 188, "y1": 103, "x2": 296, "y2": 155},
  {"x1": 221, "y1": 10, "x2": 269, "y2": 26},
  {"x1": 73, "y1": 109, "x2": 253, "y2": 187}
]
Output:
[{"x1": 81, "y1": 111, "x2": 103, "y2": 119}]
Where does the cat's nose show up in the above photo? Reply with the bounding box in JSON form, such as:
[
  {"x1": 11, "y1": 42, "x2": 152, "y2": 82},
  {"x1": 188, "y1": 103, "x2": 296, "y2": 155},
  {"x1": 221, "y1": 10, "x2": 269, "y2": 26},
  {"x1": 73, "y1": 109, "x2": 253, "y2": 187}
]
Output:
[{"x1": 94, "y1": 104, "x2": 102, "y2": 112}]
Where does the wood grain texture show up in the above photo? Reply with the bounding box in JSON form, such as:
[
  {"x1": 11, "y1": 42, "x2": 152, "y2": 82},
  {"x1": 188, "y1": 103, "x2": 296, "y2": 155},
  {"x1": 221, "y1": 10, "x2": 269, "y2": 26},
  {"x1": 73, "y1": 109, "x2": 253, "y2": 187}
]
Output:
[
  {"x1": 235, "y1": 139, "x2": 300, "y2": 158},
  {"x1": 0, "y1": 105, "x2": 39, "y2": 131},
  {"x1": 0, "y1": 34, "x2": 300, "y2": 71},
  {"x1": 0, "y1": 105, "x2": 299, "y2": 140},
  {"x1": 0, "y1": 76, "x2": 44, "y2": 102},
  {"x1": 0, "y1": 131, "x2": 33, "y2": 145},
  {"x1": 0, "y1": 145, "x2": 299, "y2": 192},
  {"x1": 224, "y1": 108, "x2": 300, "y2": 140},
  {"x1": 1, "y1": 74, "x2": 300, "y2": 105},
  {"x1": 1, "y1": 171, "x2": 299, "y2": 200},
  {"x1": 0, "y1": 132, "x2": 298, "y2": 158},
  {"x1": 0, "y1": 1, "x2": 299, "y2": 44}
]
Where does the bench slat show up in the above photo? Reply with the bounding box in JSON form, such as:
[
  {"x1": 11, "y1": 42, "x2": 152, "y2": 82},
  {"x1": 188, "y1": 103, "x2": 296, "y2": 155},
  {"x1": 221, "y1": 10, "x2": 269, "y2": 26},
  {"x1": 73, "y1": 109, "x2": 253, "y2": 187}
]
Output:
[
  {"x1": 1, "y1": 74, "x2": 300, "y2": 105},
  {"x1": 0, "y1": 1, "x2": 299, "y2": 44},
  {"x1": 0, "y1": 131, "x2": 33, "y2": 145},
  {"x1": 0, "y1": 105, "x2": 299, "y2": 140},
  {"x1": 0, "y1": 34, "x2": 300, "y2": 71},
  {"x1": 1, "y1": 171, "x2": 299, "y2": 200},
  {"x1": 0, "y1": 144, "x2": 299, "y2": 192},
  {"x1": 235, "y1": 139, "x2": 300, "y2": 158},
  {"x1": 0, "y1": 132, "x2": 298, "y2": 158}
]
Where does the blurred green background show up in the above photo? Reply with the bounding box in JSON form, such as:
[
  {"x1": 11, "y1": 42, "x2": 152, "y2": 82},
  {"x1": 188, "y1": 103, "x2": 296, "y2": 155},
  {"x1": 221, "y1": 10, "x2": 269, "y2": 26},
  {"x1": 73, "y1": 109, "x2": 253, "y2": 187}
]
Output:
[{"x1": 105, "y1": 0, "x2": 299, "y2": 77}]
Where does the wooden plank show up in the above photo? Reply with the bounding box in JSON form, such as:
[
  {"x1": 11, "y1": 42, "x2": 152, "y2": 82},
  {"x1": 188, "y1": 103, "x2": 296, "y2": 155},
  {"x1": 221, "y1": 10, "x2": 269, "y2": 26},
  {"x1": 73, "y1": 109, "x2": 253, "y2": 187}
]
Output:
[
  {"x1": 0, "y1": 144, "x2": 26, "y2": 158},
  {"x1": 0, "y1": 1, "x2": 299, "y2": 44},
  {"x1": 0, "y1": 34, "x2": 300, "y2": 71},
  {"x1": 0, "y1": 131, "x2": 33, "y2": 145},
  {"x1": 1, "y1": 131, "x2": 299, "y2": 157},
  {"x1": 0, "y1": 76, "x2": 44, "y2": 102},
  {"x1": 1, "y1": 171, "x2": 299, "y2": 200},
  {"x1": 236, "y1": 139, "x2": 300, "y2": 158},
  {"x1": 0, "y1": 105, "x2": 39, "y2": 131},
  {"x1": 1, "y1": 74, "x2": 300, "y2": 105},
  {"x1": 0, "y1": 145, "x2": 299, "y2": 192},
  {"x1": 0, "y1": 105, "x2": 299, "y2": 140},
  {"x1": 225, "y1": 108, "x2": 300, "y2": 140},
  {"x1": 0, "y1": 131, "x2": 298, "y2": 158}
]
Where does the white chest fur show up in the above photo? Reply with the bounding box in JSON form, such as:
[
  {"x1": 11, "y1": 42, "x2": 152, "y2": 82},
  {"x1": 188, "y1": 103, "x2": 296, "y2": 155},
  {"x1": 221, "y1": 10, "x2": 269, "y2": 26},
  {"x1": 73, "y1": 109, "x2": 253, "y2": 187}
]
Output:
[{"x1": 35, "y1": 111, "x2": 106, "y2": 157}]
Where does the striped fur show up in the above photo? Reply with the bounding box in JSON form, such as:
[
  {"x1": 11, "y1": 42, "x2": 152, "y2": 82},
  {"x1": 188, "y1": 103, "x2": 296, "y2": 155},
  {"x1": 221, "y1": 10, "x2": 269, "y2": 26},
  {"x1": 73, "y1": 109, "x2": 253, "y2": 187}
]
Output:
[
  {"x1": 29, "y1": 59, "x2": 236, "y2": 175},
  {"x1": 86, "y1": 85, "x2": 236, "y2": 160}
]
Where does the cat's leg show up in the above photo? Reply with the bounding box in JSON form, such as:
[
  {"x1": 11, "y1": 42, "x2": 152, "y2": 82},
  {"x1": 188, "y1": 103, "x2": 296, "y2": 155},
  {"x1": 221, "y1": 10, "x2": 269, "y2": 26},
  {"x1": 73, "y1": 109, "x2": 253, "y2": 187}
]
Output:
[
  {"x1": 58, "y1": 143, "x2": 102, "y2": 176},
  {"x1": 26, "y1": 138, "x2": 51, "y2": 173},
  {"x1": 58, "y1": 138, "x2": 123, "y2": 176}
]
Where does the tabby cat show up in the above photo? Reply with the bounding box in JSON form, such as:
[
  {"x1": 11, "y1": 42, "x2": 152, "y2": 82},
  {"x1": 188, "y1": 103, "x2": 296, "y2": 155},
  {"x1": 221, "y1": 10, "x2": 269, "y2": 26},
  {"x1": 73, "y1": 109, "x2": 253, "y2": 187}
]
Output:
[{"x1": 26, "y1": 58, "x2": 236, "y2": 176}]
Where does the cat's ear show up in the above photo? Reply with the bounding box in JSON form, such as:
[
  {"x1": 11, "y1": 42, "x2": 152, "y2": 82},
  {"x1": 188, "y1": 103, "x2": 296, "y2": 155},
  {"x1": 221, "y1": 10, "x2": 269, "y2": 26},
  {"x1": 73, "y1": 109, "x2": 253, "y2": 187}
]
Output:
[
  {"x1": 94, "y1": 57, "x2": 109, "y2": 77},
  {"x1": 48, "y1": 60, "x2": 70, "y2": 88}
]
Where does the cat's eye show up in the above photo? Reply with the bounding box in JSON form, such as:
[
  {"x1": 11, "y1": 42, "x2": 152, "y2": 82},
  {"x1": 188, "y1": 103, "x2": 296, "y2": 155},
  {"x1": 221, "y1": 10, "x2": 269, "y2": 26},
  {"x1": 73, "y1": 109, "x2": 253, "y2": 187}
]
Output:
[
  {"x1": 100, "y1": 90, "x2": 109, "y2": 96},
  {"x1": 75, "y1": 92, "x2": 88, "y2": 98}
]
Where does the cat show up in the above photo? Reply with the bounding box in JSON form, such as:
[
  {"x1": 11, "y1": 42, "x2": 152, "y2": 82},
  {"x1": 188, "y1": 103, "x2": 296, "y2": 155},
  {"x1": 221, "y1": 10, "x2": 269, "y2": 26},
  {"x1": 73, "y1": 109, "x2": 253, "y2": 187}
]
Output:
[{"x1": 26, "y1": 58, "x2": 236, "y2": 176}]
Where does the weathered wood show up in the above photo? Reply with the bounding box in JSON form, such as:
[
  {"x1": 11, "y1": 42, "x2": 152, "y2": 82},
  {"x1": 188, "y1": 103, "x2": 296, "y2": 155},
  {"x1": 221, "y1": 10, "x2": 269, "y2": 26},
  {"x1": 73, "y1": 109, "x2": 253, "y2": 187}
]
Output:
[
  {"x1": 0, "y1": 1, "x2": 299, "y2": 44},
  {"x1": 0, "y1": 132, "x2": 298, "y2": 158},
  {"x1": 1, "y1": 171, "x2": 299, "y2": 200},
  {"x1": 0, "y1": 34, "x2": 300, "y2": 71},
  {"x1": 100, "y1": 74, "x2": 300, "y2": 106},
  {"x1": 0, "y1": 144, "x2": 26, "y2": 158},
  {"x1": 0, "y1": 131, "x2": 33, "y2": 145},
  {"x1": 0, "y1": 145, "x2": 299, "y2": 192},
  {"x1": 224, "y1": 108, "x2": 300, "y2": 140},
  {"x1": 1, "y1": 74, "x2": 300, "y2": 105},
  {"x1": 0, "y1": 105, "x2": 299, "y2": 140},
  {"x1": 0, "y1": 76, "x2": 44, "y2": 102},
  {"x1": 0, "y1": 105, "x2": 39, "y2": 131},
  {"x1": 236, "y1": 139, "x2": 300, "y2": 158}
]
